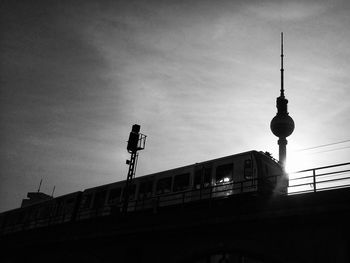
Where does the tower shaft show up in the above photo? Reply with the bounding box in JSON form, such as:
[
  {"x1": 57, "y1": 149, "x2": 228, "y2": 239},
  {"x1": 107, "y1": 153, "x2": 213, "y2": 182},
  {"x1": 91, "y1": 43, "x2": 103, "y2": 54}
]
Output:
[{"x1": 278, "y1": 138, "x2": 287, "y2": 169}]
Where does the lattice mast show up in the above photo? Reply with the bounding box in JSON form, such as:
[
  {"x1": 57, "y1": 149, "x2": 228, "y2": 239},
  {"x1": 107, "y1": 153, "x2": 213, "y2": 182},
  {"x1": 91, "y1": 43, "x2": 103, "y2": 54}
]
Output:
[{"x1": 122, "y1": 124, "x2": 146, "y2": 214}]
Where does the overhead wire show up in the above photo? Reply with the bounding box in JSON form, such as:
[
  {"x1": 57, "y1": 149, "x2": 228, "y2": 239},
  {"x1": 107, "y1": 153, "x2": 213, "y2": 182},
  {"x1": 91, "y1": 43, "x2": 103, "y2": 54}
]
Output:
[
  {"x1": 308, "y1": 145, "x2": 350, "y2": 155},
  {"x1": 294, "y1": 139, "x2": 350, "y2": 152}
]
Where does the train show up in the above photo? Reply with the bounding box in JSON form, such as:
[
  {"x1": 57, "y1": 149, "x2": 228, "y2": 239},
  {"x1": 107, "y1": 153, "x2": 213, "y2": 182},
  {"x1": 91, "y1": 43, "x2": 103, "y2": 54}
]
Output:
[{"x1": 0, "y1": 150, "x2": 287, "y2": 235}]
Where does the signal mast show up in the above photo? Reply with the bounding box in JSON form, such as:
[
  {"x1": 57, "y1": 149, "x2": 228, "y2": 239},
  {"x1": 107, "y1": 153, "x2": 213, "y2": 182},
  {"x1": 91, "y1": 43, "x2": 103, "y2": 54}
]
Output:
[
  {"x1": 270, "y1": 33, "x2": 295, "y2": 171},
  {"x1": 122, "y1": 124, "x2": 147, "y2": 214}
]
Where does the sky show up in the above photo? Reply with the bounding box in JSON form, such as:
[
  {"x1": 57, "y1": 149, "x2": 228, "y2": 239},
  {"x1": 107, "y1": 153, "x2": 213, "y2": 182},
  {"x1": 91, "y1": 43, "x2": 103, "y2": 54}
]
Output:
[{"x1": 0, "y1": 0, "x2": 349, "y2": 212}]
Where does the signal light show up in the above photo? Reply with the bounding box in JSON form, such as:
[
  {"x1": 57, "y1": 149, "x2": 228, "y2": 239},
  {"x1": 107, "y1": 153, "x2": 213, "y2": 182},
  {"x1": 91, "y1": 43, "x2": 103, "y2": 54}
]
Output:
[{"x1": 127, "y1": 124, "x2": 141, "y2": 152}]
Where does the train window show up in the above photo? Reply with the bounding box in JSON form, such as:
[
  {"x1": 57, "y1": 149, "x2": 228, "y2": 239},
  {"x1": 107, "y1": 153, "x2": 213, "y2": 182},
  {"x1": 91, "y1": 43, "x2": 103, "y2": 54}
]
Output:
[
  {"x1": 139, "y1": 181, "x2": 153, "y2": 199},
  {"x1": 93, "y1": 190, "x2": 107, "y2": 209},
  {"x1": 66, "y1": 198, "x2": 74, "y2": 204},
  {"x1": 41, "y1": 205, "x2": 51, "y2": 218},
  {"x1": 194, "y1": 167, "x2": 212, "y2": 189},
  {"x1": 244, "y1": 159, "x2": 253, "y2": 180},
  {"x1": 18, "y1": 211, "x2": 25, "y2": 224},
  {"x1": 55, "y1": 200, "x2": 64, "y2": 216},
  {"x1": 156, "y1": 177, "x2": 172, "y2": 195},
  {"x1": 83, "y1": 194, "x2": 92, "y2": 209},
  {"x1": 194, "y1": 172, "x2": 201, "y2": 189},
  {"x1": 173, "y1": 173, "x2": 190, "y2": 192},
  {"x1": 203, "y1": 168, "x2": 212, "y2": 188},
  {"x1": 108, "y1": 188, "x2": 122, "y2": 204},
  {"x1": 128, "y1": 184, "x2": 136, "y2": 200},
  {"x1": 216, "y1": 163, "x2": 233, "y2": 184}
]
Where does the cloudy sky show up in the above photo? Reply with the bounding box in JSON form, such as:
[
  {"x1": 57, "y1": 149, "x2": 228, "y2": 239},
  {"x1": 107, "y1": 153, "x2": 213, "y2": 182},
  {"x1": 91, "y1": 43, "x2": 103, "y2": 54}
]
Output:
[{"x1": 1, "y1": 0, "x2": 349, "y2": 212}]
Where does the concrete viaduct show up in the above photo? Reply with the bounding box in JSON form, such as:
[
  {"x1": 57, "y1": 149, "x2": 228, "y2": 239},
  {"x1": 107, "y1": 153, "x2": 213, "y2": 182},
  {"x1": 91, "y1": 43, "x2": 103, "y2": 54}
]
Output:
[{"x1": 1, "y1": 188, "x2": 349, "y2": 263}]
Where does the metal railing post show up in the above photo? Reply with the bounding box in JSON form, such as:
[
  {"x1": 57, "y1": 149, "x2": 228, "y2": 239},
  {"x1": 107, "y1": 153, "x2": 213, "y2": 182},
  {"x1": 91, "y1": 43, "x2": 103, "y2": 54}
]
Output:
[
  {"x1": 313, "y1": 169, "x2": 316, "y2": 193},
  {"x1": 210, "y1": 185, "x2": 213, "y2": 199}
]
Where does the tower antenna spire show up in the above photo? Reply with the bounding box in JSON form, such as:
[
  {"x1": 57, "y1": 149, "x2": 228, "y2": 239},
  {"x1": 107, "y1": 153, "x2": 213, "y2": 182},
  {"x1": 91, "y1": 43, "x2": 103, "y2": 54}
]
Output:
[{"x1": 280, "y1": 32, "x2": 284, "y2": 98}]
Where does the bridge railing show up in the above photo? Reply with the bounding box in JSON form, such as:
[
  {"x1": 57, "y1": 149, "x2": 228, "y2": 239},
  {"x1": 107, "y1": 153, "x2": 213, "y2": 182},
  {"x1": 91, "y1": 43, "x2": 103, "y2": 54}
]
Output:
[
  {"x1": 75, "y1": 174, "x2": 287, "y2": 220},
  {"x1": 288, "y1": 162, "x2": 350, "y2": 194},
  {"x1": 75, "y1": 179, "x2": 260, "y2": 220}
]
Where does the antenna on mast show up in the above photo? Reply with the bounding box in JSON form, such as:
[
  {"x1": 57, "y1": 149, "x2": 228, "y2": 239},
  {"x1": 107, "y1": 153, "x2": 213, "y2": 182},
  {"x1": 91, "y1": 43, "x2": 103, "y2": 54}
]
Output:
[
  {"x1": 37, "y1": 178, "x2": 43, "y2": 192},
  {"x1": 51, "y1": 186, "x2": 56, "y2": 197},
  {"x1": 280, "y1": 32, "x2": 284, "y2": 98}
]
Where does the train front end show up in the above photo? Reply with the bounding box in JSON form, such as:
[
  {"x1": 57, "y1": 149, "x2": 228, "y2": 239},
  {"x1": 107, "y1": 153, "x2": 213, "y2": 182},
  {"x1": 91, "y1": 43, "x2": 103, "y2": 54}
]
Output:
[{"x1": 254, "y1": 151, "x2": 288, "y2": 196}]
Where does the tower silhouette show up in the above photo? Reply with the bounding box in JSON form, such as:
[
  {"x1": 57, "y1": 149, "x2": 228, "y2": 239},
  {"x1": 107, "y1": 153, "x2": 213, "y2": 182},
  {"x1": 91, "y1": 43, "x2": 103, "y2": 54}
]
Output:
[{"x1": 270, "y1": 33, "x2": 295, "y2": 170}]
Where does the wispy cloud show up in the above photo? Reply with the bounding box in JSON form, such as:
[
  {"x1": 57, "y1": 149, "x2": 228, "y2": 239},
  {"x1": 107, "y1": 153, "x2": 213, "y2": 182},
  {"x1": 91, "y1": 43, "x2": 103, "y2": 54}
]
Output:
[{"x1": 244, "y1": 0, "x2": 338, "y2": 21}]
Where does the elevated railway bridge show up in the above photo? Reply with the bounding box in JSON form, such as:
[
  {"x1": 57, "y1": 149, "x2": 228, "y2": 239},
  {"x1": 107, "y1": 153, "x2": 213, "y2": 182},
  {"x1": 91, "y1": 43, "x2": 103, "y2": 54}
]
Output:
[{"x1": 1, "y1": 162, "x2": 350, "y2": 263}]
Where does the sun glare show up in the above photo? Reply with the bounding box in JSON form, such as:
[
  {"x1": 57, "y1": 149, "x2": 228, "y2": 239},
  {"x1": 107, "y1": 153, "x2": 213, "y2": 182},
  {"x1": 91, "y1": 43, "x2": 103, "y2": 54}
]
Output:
[{"x1": 285, "y1": 151, "x2": 311, "y2": 176}]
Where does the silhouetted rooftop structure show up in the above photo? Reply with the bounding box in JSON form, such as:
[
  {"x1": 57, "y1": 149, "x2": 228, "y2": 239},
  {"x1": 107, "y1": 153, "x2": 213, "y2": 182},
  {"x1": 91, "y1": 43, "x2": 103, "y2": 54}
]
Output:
[{"x1": 21, "y1": 192, "x2": 53, "y2": 208}]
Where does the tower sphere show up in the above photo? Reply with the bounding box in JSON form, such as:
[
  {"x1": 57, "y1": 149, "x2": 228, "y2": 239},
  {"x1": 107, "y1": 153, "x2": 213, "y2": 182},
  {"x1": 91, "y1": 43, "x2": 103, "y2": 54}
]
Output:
[{"x1": 270, "y1": 114, "x2": 295, "y2": 138}]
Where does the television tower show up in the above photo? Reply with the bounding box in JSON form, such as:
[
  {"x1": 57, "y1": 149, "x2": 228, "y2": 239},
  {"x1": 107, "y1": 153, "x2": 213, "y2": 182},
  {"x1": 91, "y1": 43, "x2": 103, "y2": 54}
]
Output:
[{"x1": 270, "y1": 33, "x2": 295, "y2": 171}]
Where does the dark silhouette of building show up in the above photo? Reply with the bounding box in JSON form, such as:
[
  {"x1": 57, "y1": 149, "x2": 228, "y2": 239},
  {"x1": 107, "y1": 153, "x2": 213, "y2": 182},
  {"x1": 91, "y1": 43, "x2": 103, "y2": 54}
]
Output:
[{"x1": 21, "y1": 192, "x2": 53, "y2": 207}]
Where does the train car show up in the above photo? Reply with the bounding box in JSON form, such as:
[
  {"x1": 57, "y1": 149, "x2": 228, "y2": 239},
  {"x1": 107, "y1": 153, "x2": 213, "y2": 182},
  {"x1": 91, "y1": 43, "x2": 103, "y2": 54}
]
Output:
[
  {"x1": 77, "y1": 184, "x2": 116, "y2": 220},
  {"x1": 76, "y1": 179, "x2": 139, "y2": 220},
  {"x1": 0, "y1": 192, "x2": 81, "y2": 235},
  {"x1": 75, "y1": 150, "x2": 287, "y2": 220},
  {"x1": 0, "y1": 150, "x2": 286, "y2": 233}
]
